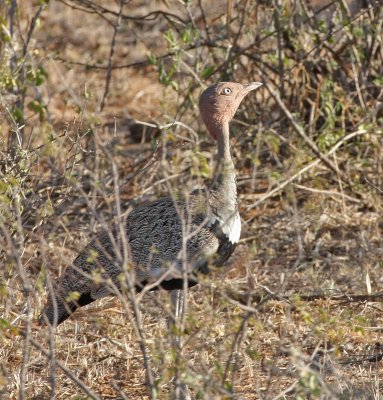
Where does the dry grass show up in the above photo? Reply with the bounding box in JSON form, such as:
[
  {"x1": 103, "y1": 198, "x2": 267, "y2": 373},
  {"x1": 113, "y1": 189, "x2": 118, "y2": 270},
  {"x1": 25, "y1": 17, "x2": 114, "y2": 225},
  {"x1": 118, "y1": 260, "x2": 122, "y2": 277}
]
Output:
[{"x1": 1, "y1": 0, "x2": 383, "y2": 399}]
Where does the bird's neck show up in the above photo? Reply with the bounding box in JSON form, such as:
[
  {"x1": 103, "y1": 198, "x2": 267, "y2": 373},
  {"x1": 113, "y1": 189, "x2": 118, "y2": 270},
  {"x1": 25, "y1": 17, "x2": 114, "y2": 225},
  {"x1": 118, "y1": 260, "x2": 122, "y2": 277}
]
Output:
[
  {"x1": 211, "y1": 122, "x2": 237, "y2": 212},
  {"x1": 216, "y1": 122, "x2": 234, "y2": 168}
]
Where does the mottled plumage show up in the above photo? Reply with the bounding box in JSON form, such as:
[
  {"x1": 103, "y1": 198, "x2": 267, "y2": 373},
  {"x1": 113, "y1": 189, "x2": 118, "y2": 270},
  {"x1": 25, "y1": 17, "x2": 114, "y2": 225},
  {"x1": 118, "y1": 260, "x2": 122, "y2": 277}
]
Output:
[{"x1": 40, "y1": 81, "x2": 262, "y2": 325}]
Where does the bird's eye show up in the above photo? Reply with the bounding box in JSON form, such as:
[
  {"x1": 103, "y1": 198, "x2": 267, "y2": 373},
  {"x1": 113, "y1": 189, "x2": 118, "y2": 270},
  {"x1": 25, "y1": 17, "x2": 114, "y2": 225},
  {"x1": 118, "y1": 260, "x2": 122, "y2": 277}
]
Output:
[{"x1": 222, "y1": 87, "x2": 232, "y2": 95}]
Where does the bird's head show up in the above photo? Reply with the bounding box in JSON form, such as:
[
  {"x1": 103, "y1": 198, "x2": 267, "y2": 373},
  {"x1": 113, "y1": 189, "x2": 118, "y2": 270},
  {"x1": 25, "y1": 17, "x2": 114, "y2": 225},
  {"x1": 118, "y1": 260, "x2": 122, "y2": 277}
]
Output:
[{"x1": 199, "y1": 82, "x2": 262, "y2": 140}]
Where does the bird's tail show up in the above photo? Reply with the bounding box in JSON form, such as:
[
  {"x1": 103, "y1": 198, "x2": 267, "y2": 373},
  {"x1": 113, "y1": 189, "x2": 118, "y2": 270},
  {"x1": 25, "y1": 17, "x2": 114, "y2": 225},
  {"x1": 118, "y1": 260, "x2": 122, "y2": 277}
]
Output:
[{"x1": 39, "y1": 291, "x2": 95, "y2": 326}]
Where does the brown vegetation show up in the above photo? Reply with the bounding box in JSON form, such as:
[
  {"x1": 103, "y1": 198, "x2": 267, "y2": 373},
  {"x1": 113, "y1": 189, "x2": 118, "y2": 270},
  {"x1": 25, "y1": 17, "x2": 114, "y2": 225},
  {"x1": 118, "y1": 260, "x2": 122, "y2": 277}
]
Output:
[{"x1": 1, "y1": 0, "x2": 382, "y2": 399}]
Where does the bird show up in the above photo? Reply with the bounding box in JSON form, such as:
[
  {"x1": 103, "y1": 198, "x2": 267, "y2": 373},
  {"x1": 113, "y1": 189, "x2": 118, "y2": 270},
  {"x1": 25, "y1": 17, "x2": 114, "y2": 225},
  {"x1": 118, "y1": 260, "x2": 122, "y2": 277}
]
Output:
[{"x1": 39, "y1": 81, "x2": 263, "y2": 326}]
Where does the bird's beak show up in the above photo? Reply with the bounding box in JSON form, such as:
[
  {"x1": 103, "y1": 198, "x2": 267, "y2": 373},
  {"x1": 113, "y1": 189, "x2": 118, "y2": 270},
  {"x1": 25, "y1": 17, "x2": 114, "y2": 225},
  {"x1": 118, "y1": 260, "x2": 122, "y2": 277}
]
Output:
[{"x1": 243, "y1": 82, "x2": 263, "y2": 92}]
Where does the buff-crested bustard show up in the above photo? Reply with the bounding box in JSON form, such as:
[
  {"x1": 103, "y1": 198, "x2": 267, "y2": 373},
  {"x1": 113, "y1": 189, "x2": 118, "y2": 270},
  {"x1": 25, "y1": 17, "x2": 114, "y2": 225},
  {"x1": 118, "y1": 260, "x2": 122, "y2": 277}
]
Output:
[{"x1": 39, "y1": 81, "x2": 263, "y2": 326}]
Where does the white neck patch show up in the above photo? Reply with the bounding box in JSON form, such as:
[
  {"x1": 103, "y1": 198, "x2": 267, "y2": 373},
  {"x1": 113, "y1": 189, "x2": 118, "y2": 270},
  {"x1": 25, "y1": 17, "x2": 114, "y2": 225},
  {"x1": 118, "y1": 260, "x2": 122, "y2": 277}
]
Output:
[
  {"x1": 208, "y1": 212, "x2": 241, "y2": 244},
  {"x1": 225, "y1": 212, "x2": 241, "y2": 244}
]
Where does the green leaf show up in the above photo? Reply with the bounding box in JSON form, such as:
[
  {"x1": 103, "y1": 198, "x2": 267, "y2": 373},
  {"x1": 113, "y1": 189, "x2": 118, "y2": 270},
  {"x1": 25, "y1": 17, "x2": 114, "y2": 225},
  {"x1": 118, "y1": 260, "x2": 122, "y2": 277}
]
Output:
[
  {"x1": 27, "y1": 100, "x2": 46, "y2": 121},
  {"x1": 12, "y1": 107, "x2": 23, "y2": 123},
  {"x1": 202, "y1": 65, "x2": 214, "y2": 79},
  {"x1": 170, "y1": 80, "x2": 179, "y2": 91},
  {"x1": 35, "y1": 65, "x2": 48, "y2": 86},
  {"x1": 147, "y1": 51, "x2": 157, "y2": 66}
]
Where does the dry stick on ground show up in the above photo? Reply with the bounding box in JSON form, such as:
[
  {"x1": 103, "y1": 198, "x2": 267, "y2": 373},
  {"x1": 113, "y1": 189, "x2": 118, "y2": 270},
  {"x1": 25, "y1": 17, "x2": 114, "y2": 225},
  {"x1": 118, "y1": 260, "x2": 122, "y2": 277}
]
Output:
[
  {"x1": 291, "y1": 183, "x2": 361, "y2": 204},
  {"x1": 225, "y1": 287, "x2": 383, "y2": 309},
  {"x1": 223, "y1": 310, "x2": 252, "y2": 392},
  {"x1": 14, "y1": 331, "x2": 102, "y2": 400},
  {"x1": 364, "y1": 176, "x2": 383, "y2": 194}
]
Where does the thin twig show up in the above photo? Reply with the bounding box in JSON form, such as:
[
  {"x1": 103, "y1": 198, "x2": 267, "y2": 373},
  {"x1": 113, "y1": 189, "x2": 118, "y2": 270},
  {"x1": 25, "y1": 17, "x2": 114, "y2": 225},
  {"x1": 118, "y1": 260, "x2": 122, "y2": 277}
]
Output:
[
  {"x1": 58, "y1": 0, "x2": 187, "y2": 24},
  {"x1": 100, "y1": 0, "x2": 124, "y2": 112},
  {"x1": 22, "y1": 3, "x2": 46, "y2": 57},
  {"x1": 364, "y1": 176, "x2": 383, "y2": 194},
  {"x1": 292, "y1": 183, "x2": 361, "y2": 203},
  {"x1": 264, "y1": 82, "x2": 352, "y2": 185},
  {"x1": 51, "y1": 4, "x2": 371, "y2": 78}
]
